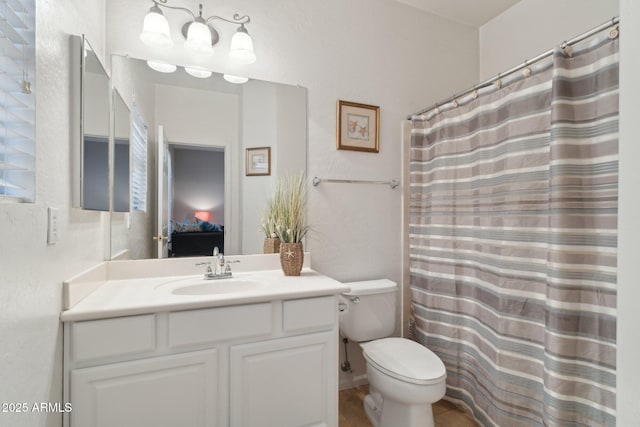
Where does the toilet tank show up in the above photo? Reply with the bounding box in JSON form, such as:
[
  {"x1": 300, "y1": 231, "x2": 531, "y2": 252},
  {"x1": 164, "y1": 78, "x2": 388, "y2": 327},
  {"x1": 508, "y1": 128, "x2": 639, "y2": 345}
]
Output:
[{"x1": 339, "y1": 279, "x2": 397, "y2": 342}]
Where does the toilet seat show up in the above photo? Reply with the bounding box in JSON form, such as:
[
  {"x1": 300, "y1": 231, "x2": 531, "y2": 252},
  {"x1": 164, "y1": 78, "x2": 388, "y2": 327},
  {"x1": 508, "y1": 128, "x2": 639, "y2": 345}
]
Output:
[{"x1": 361, "y1": 337, "x2": 446, "y2": 385}]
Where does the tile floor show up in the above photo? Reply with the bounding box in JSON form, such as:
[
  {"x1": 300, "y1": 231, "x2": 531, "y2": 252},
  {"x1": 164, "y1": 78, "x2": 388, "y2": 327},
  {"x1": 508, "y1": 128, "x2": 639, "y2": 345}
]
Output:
[{"x1": 339, "y1": 385, "x2": 478, "y2": 427}]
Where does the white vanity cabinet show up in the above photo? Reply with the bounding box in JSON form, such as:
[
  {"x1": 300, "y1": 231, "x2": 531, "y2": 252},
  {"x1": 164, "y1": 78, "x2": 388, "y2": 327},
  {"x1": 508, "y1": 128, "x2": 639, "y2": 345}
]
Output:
[
  {"x1": 63, "y1": 295, "x2": 339, "y2": 427},
  {"x1": 70, "y1": 350, "x2": 219, "y2": 426}
]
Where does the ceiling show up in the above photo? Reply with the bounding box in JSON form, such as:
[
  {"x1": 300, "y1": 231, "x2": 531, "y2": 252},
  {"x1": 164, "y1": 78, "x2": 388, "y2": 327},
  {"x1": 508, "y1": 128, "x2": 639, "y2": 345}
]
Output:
[{"x1": 394, "y1": 0, "x2": 522, "y2": 27}]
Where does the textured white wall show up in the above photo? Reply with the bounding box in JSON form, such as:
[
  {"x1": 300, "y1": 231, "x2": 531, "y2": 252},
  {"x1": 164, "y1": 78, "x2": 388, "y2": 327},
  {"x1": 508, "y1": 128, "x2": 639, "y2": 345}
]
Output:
[
  {"x1": 479, "y1": 0, "x2": 619, "y2": 80},
  {"x1": 0, "y1": 1, "x2": 106, "y2": 426}
]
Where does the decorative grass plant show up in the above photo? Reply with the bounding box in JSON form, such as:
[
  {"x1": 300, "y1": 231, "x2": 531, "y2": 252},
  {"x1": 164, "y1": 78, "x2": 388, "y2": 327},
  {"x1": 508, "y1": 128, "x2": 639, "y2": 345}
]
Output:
[
  {"x1": 261, "y1": 193, "x2": 281, "y2": 254},
  {"x1": 261, "y1": 171, "x2": 309, "y2": 275},
  {"x1": 272, "y1": 172, "x2": 309, "y2": 244}
]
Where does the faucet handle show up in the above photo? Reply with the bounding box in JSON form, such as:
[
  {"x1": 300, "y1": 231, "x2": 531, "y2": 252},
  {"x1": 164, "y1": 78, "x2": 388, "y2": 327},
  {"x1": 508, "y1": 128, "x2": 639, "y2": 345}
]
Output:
[
  {"x1": 195, "y1": 261, "x2": 214, "y2": 275},
  {"x1": 224, "y1": 259, "x2": 239, "y2": 273}
]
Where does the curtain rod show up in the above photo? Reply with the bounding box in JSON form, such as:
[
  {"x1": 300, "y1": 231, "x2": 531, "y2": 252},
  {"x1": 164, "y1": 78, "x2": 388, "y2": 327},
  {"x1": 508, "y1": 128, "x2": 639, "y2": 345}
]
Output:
[{"x1": 407, "y1": 16, "x2": 619, "y2": 120}]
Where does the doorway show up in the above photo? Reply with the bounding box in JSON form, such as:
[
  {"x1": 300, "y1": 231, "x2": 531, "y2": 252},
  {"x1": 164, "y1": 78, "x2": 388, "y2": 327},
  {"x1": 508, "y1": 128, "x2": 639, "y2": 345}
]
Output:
[{"x1": 167, "y1": 144, "x2": 226, "y2": 257}]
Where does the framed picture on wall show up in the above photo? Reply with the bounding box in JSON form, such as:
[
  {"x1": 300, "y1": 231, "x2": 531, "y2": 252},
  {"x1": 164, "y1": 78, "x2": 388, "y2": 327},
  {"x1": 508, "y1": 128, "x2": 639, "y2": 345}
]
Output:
[
  {"x1": 245, "y1": 147, "x2": 271, "y2": 176},
  {"x1": 336, "y1": 100, "x2": 380, "y2": 153}
]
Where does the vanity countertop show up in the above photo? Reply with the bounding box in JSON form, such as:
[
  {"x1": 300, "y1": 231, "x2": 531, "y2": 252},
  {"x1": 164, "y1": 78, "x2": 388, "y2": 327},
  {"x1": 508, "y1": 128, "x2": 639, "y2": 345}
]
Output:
[{"x1": 61, "y1": 267, "x2": 350, "y2": 322}]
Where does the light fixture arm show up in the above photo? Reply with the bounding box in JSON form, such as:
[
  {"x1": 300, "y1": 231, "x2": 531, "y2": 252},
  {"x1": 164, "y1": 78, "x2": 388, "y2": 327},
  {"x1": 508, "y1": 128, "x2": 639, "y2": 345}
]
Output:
[
  {"x1": 151, "y1": 0, "x2": 196, "y2": 20},
  {"x1": 151, "y1": 1, "x2": 250, "y2": 27},
  {"x1": 206, "y1": 13, "x2": 251, "y2": 26}
]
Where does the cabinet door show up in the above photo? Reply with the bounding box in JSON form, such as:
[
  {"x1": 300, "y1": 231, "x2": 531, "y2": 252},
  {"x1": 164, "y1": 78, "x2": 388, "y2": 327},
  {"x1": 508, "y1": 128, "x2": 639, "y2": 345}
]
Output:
[
  {"x1": 230, "y1": 331, "x2": 337, "y2": 427},
  {"x1": 71, "y1": 349, "x2": 218, "y2": 427}
]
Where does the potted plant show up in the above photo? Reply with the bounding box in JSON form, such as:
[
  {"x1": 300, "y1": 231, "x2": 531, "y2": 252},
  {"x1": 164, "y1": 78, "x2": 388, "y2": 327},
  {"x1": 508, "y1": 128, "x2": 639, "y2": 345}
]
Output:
[{"x1": 273, "y1": 172, "x2": 309, "y2": 276}]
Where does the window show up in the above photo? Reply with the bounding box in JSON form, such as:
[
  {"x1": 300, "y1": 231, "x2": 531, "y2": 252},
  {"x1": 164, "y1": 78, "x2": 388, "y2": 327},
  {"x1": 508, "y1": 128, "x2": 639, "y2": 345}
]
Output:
[
  {"x1": 131, "y1": 104, "x2": 148, "y2": 212},
  {"x1": 0, "y1": 0, "x2": 35, "y2": 202}
]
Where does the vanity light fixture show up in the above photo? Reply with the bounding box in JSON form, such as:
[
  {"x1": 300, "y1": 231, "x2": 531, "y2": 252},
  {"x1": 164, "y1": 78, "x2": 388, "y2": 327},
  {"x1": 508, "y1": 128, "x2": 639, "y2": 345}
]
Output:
[
  {"x1": 184, "y1": 66, "x2": 212, "y2": 79},
  {"x1": 140, "y1": 0, "x2": 256, "y2": 64},
  {"x1": 223, "y1": 74, "x2": 249, "y2": 84},
  {"x1": 146, "y1": 60, "x2": 177, "y2": 73}
]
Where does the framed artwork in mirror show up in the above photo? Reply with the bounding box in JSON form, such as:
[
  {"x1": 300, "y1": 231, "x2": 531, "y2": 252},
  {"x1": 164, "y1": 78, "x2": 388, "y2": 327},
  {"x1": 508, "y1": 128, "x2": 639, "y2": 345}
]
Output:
[
  {"x1": 246, "y1": 147, "x2": 271, "y2": 176},
  {"x1": 336, "y1": 100, "x2": 379, "y2": 153}
]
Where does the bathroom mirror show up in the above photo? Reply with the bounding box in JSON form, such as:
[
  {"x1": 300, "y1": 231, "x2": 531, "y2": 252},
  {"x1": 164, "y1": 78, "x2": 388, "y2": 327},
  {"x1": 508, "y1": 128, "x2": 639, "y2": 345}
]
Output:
[
  {"x1": 112, "y1": 89, "x2": 130, "y2": 212},
  {"x1": 71, "y1": 35, "x2": 111, "y2": 211},
  {"x1": 109, "y1": 55, "x2": 307, "y2": 260}
]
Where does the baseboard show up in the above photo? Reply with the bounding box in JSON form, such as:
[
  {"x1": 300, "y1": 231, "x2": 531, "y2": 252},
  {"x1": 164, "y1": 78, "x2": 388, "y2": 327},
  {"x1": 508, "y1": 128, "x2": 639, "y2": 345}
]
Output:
[{"x1": 339, "y1": 373, "x2": 368, "y2": 391}]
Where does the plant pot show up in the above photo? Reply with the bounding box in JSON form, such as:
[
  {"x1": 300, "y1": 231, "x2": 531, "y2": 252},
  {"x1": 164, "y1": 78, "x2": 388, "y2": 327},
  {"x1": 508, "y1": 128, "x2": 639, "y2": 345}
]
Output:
[
  {"x1": 263, "y1": 237, "x2": 281, "y2": 254},
  {"x1": 280, "y1": 242, "x2": 304, "y2": 276}
]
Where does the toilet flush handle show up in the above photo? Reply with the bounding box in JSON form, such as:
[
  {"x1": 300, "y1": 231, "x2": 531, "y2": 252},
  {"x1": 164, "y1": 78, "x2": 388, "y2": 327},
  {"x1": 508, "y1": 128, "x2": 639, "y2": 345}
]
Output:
[{"x1": 337, "y1": 295, "x2": 360, "y2": 312}]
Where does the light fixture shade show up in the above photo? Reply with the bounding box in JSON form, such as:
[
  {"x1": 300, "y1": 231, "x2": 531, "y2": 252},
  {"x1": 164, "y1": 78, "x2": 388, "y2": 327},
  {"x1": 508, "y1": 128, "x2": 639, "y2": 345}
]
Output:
[
  {"x1": 140, "y1": 8, "x2": 173, "y2": 49},
  {"x1": 146, "y1": 60, "x2": 177, "y2": 73},
  {"x1": 184, "y1": 66, "x2": 212, "y2": 79},
  {"x1": 223, "y1": 74, "x2": 249, "y2": 84},
  {"x1": 184, "y1": 21, "x2": 214, "y2": 55},
  {"x1": 229, "y1": 28, "x2": 256, "y2": 64}
]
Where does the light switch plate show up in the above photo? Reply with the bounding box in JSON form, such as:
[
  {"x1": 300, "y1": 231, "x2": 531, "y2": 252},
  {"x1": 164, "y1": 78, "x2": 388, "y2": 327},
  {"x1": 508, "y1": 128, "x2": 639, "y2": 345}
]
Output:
[{"x1": 47, "y1": 207, "x2": 59, "y2": 244}]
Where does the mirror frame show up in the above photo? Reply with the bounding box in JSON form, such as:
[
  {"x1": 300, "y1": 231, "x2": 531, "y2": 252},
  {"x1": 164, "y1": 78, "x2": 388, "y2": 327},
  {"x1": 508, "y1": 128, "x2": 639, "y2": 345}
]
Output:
[{"x1": 71, "y1": 34, "x2": 111, "y2": 211}]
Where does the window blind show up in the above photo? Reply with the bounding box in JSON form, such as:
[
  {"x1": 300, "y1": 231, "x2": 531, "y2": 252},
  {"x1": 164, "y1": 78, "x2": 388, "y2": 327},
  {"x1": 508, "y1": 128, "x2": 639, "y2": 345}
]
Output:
[
  {"x1": 0, "y1": 0, "x2": 35, "y2": 202},
  {"x1": 131, "y1": 104, "x2": 148, "y2": 212}
]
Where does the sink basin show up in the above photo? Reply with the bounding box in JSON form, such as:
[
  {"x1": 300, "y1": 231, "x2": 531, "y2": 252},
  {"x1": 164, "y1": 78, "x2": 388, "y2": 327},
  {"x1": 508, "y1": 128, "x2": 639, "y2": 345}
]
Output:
[{"x1": 168, "y1": 277, "x2": 268, "y2": 296}]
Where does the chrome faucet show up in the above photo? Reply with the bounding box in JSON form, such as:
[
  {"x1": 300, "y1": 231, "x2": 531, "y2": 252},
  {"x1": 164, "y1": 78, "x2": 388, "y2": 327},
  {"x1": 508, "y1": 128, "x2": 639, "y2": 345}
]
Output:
[{"x1": 195, "y1": 247, "x2": 239, "y2": 280}]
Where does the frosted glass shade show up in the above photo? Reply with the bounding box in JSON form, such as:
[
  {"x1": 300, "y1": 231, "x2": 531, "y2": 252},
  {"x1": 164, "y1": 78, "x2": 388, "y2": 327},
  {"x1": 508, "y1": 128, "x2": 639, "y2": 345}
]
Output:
[
  {"x1": 140, "y1": 10, "x2": 173, "y2": 49},
  {"x1": 184, "y1": 21, "x2": 214, "y2": 55},
  {"x1": 146, "y1": 60, "x2": 177, "y2": 73},
  {"x1": 184, "y1": 67, "x2": 212, "y2": 78},
  {"x1": 223, "y1": 74, "x2": 249, "y2": 84},
  {"x1": 229, "y1": 30, "x2": 256, "y2": 64}
]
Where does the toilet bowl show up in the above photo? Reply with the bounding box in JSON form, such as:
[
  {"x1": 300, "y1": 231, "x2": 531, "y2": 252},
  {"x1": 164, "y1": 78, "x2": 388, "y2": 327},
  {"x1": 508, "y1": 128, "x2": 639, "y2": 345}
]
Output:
[
  {"x1": 361, "y1": 337, "x2": 446, "y2": 427},
  {"x1": 339, "y1": 280, "x2": 447, "y2": 427}
]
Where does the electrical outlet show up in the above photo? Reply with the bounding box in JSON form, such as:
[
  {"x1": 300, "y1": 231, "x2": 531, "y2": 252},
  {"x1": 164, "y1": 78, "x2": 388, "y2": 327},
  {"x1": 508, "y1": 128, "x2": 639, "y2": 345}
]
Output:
[{"x1": 47, "y1": 207, "x2": 59, "y2": 244}]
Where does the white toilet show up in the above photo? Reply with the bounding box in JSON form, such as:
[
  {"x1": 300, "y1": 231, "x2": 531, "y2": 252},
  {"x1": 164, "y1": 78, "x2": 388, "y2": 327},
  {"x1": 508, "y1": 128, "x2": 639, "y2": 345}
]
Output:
[{"x1": 339, "y1": 279, "x2": 447, "y2": 427}]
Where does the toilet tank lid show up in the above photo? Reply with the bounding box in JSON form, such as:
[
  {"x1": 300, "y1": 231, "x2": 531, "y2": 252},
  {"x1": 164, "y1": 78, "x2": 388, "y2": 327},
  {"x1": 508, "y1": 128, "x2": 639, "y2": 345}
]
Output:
[{"x1": 342, "y1": 279, "x2": 397, "y2": 296}]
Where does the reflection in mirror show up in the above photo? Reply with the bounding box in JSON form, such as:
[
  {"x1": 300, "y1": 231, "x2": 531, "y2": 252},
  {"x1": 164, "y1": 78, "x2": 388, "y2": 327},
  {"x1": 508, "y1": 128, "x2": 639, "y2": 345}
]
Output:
[
  {"x1": 113, "y1": 89, "x2": 130, "y2": 212},
  {"x1": 72, "y1": 35, "x2": 111, "y2": 211},
  {"x1": 110, "y1": 55, "x2": 307, "y2": 260}
]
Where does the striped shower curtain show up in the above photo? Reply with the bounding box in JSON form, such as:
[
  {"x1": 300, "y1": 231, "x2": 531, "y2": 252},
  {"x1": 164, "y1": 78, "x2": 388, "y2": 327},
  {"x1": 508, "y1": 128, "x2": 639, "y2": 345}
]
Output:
[{"x1": 409, "y1": 30, "x2": 618, "y2": 426}]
